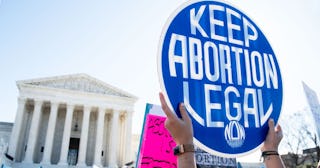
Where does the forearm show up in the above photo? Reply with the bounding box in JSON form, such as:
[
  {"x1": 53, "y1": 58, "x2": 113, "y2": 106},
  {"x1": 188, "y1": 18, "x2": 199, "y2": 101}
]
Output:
[
  {"x1": 263, "y1": 154, "x2": 286, "y2": 168},
  {"x1": 177, "y1": 152, "x2": 196, "y2": 168},
  {"x1": 261, "y1": 119, "x2": 285, "y2": 168}
]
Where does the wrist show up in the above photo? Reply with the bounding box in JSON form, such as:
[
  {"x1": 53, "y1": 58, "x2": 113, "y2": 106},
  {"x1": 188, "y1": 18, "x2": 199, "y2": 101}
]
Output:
[
  {"x1": 173, "y1": 144, "x2": 195, "y2": 156},
  {"x1": 261, "y1": 150, "x2": 279, "y2": 162},
  {"x1": 177, "y1": 152, "x2": 196, "y2": 167},
  {"x1": 177, "y1": 138, "x2": 193, "y2": 145},
  {"x1": 261, "y1": 146, "x2": 278, "y2": 152}
]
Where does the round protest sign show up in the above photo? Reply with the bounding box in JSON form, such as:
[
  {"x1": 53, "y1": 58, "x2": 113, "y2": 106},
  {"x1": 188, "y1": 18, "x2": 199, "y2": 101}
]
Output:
[{"x1": 158, "y1": 0, "x2": 283, "y2": 157}]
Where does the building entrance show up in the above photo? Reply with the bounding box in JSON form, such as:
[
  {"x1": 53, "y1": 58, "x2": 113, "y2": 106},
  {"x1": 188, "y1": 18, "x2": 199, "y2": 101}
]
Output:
[{"x1": 67, "y1": 138, "x2": 80, "y2": 165}]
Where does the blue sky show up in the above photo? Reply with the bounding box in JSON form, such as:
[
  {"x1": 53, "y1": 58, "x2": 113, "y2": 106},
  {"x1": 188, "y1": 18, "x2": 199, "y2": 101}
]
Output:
[
  {"x1": 1, "y1": 0, "x2": 320, "y2": 162},
  {"x1": 0, "y1": 0, "x2": 179, "y2": 122}
]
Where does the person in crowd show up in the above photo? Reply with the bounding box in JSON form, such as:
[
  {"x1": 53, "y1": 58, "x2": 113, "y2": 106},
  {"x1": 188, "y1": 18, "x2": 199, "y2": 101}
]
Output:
[{"x1": 159, "y1": 92, "x2": 286, "y2": 168}]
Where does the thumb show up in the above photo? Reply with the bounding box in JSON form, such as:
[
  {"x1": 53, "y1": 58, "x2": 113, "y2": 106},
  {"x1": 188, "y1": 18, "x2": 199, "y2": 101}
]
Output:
[{"x1": 268, "y1": 118, "x2": 275, "y2": 134}]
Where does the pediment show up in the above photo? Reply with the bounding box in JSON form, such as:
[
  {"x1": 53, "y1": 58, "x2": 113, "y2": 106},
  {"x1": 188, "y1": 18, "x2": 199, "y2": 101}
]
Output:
[{"x1": 17, "y1": 74, "x2": 137, "y2": 99}]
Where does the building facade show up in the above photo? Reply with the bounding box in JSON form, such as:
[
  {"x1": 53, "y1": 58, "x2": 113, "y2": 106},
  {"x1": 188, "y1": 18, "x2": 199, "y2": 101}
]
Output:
[
  {"x1": 0, "y1": 122, "x2": 13, "y2": 165},
  {"x1": 4, "y1": 74, "x2": 137, "y2": 168}
]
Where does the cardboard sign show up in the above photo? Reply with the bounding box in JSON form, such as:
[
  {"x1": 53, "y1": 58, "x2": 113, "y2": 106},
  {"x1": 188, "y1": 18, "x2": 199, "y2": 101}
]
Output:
[
  {"x1": 136, "y1": 105, "x2": 177, "y2": 168},
  {"x1": 158, "y1": 0, "x2": 283, "y2": 157},
  {"x1": 302, "y1": 82, "x2": 320, "y2": 140},
  {"x1": 195, "y1": 147, "x2": 237, "y2": 167}
]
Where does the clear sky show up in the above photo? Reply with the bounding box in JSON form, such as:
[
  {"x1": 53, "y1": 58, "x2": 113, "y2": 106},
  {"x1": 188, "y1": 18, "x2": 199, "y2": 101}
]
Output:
[{"x1": 1, "y1": 0, "x2": 320, "y2": 162}]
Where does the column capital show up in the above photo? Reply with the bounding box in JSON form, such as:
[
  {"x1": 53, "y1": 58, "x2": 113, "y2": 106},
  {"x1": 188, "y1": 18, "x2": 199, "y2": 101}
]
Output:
[
  {"x1": 33, "y1": 98, "x2": 43, "y2": 105},
  {"x1": 66, "y1": 103, "x2": 75, "y2": 109},
  {"x1": 112, "y1": 107, "x2": 124, "y2": 113},
  {"x1": 98, "y1": 106, "x2": 107, "y2": 113},
  {"x1": 112, "y1": 110, "x2": 120, "y2": 117},
  {"x1": 121, "y1": 110, "x2": 133, "y2": 118},
  {"x1": 50, "y1": 101, "x2": 60, "y2": 106},
  {"x1": 50, "y1": 102, "x2": 60, "y2": 109},
  {"x1": 98, "y1": 105, "x2": 107, "y2": 109},
  {"x1": 83, "y1": 105, "x2": 91, "y2": 112},
  {"x1": 50, "y1": 102, "x2": 60, "y2": 111}
]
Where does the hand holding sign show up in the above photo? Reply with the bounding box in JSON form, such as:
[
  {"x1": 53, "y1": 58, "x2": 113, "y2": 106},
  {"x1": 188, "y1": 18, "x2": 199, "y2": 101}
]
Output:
[
  {"x1": 159, "y1": 92, "x2": 193, "y2": 145},
  {"x1": 159, "y1": 92, "x2": 196, "y2": 168},
  {"x1": 160, "y1": 94, "x2": 284, "y2": 168},
  {"x1": 261, "y1": 119, "x2": 283, "y2": 152},
  {"x1": 158, "y1": 0, "x2": 283, "y2": 157},
  {"x1": 261, "y1": 119, "x2": 285, "y2": 168}
]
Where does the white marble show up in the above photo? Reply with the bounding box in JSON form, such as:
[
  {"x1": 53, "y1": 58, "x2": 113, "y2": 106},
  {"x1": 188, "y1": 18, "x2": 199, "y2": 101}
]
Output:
[
  {"x1": 41, "y1": 102, "x2": 59, "y2": 164},
  {"x1": 7, "y1": 74, "x2": 137, "y2": 167}
]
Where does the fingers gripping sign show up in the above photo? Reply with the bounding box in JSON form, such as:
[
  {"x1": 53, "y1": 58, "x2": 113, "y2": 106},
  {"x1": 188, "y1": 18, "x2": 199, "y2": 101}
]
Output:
[
  {"x1": 159, "y1": 92, "x2": 193, "y2": 145},
  {"x1": 261, "y1": 119, "x2": 283, "y2": 152}
]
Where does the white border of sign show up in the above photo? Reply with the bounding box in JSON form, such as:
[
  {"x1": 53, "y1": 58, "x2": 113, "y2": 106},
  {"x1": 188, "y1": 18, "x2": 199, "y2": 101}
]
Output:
[{"x1": 157, "y1": 0, "x2": 283, "y2": 158}]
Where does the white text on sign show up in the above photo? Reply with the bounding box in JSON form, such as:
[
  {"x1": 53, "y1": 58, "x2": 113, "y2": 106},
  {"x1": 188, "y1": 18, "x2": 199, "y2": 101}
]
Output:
[{"x1": 168, "y1": 4, "x2": 278, "y2": 128}]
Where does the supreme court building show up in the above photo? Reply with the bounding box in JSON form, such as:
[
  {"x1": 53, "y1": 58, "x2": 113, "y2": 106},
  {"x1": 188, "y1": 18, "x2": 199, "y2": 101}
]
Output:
[{"x1": 5, "y1": 74, "x2": 137, "y2": 168}]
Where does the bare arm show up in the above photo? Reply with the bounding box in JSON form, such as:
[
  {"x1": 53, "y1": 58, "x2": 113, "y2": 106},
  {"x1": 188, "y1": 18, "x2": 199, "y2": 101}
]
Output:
[
  {"x1": 159, "y1": 92, "x2": 196, "y2": 168},
  {"x1": 261, "y1": 119, "x2": 286, "y2": 168}
]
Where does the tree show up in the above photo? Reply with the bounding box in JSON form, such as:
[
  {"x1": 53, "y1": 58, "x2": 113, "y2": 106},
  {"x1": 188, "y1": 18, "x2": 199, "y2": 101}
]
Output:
[{"x1": 280, "y1": 108, "x2": 319, "y2": 167}]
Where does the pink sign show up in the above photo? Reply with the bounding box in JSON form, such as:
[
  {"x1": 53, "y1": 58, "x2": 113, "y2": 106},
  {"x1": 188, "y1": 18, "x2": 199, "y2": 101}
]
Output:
[{"x1": 137, "y1": 114, "x2": 177, "y2": 168}]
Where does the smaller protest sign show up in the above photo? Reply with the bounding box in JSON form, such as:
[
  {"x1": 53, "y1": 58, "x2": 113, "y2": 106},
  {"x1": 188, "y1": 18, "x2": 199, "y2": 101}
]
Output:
[
  {"x1": 302, "y1": 82, "x2": 320, "y2": 141},
  {"x1": 136, "y1": 104, "x2": 177, "y2": 168},
  {"x1": 136, "y1": 103, "x2": 240, "y2": 167},
  {"x1": 195, "y1": 147, "x2": 237, "y2": 168}
]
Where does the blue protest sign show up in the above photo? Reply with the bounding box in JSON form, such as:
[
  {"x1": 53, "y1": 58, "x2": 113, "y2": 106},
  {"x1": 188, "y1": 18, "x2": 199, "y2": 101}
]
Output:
[{"x1": 158, "y1": 0, "x2": 283, "y2": 157}]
